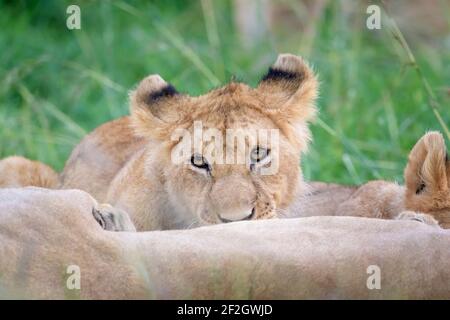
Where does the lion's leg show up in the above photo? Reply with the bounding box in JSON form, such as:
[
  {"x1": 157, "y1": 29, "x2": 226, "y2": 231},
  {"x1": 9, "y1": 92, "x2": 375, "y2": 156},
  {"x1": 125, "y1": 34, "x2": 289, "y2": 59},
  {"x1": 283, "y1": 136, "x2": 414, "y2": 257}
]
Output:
[
  {"x1": 92, "y1": 203, "x2": 137, "y2": 232},
  {"x1": 395, "y1": 210, "x2": 440, "y2": 228}
]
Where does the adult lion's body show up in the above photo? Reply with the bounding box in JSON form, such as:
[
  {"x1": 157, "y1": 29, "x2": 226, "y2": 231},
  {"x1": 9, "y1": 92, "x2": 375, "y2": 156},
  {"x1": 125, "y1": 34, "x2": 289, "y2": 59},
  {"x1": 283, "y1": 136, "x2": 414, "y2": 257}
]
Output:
[{"x1": 1, "y1": 187, "x2": 450, "y2": 299}]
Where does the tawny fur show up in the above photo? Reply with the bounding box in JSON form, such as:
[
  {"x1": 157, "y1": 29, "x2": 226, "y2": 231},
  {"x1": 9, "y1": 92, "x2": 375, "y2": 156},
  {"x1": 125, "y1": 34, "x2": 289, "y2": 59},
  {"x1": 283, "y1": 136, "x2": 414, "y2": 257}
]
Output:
[
  {"x1": 58, "y1": 54, "x2": 319, "y2": 231},
  {"x1": 3, "y1": 56, "x2": 447, "y2": 231},
  {"x1": 59, "y1": 116, "x2": 146, "y2": 201},
  {"x1": 0, "y1": 156, "x2": 58, "y2": 189},
  {"x1": 2, "y1": 187, "x2": 449, "y2": 299},
  {"x1": 292, "y1": 132, "x2": 450, "y2": 229}
]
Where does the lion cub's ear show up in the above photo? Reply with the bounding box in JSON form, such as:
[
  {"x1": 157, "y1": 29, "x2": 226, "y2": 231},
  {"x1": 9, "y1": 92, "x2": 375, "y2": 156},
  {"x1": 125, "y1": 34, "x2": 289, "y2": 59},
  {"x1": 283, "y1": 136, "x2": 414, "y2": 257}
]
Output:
[
  {"x1": 129, "y1": 74, "x2": 186, "y2": 139},
  {"x1": 404, "y1": 131, "x2": 449, "y2": 196},
  {"x1": 256, "y1": 54, "x2": 318, "y2": 144}
]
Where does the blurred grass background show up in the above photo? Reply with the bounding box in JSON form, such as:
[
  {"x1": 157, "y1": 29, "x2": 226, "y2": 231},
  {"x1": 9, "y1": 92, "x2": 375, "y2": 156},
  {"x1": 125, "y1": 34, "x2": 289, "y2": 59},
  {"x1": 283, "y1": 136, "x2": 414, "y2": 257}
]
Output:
[{"x1": 0, "y1": 0, "x2": 449, "y2": 184}]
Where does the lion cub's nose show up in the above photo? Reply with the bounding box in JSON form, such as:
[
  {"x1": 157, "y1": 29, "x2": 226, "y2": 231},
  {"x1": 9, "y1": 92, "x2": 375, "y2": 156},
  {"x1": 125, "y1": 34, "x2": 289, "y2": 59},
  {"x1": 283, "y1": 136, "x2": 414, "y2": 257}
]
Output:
[{"x1": 219, "y1": 207, "x2": 255, "y2": 223}]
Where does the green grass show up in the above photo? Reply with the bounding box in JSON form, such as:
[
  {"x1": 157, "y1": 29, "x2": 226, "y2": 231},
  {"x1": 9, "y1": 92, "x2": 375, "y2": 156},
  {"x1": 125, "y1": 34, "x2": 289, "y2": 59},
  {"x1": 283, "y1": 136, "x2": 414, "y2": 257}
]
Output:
[{"x1": 0, "y1": 0, "x2": 449, "y2": 184}]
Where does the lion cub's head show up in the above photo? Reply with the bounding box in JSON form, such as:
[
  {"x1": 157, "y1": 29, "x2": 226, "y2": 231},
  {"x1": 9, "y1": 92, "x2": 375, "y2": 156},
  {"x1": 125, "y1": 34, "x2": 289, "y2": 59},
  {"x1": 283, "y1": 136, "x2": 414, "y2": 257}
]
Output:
[
  {"x1": 404, "y1": 131, "x2": 450, "y2": 228},
  {"x1": 129, "y1": 54, "x2": 318, "y2": 225}
]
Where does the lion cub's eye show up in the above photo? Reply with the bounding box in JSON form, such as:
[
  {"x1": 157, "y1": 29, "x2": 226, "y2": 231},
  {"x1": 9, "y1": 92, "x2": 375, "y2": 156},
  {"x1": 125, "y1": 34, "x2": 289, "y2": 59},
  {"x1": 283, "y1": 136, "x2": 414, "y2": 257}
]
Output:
[
  {"x1": 250, "y1": 147, "x2": 270, "y2": 164},
  {"x1": 190, "y1": 154, "x2": 211, "y2": 173}
]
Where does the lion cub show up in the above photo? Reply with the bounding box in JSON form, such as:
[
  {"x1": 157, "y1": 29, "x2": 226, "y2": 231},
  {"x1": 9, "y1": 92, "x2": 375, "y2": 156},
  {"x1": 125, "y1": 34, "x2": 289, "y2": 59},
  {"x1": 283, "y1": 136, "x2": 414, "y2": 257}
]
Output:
[
  {"x1": 0, "y1": 54, "x2": 318, "y2": 231},
  {"x1": 59, "y1": 54, "x2": 319, "y2": 231},
  {"x1": 297, "y1": 132, "x2": 450, "y2": 228}
]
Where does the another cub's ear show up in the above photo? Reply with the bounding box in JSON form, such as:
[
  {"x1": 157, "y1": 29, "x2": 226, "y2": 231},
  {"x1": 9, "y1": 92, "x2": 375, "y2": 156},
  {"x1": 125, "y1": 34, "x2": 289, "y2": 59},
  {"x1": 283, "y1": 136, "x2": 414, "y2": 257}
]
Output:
[
  {"x1": 130, "y1": 74, "x2": 186, "y2": 139},
  {"x1": 257, "y1": 54, "x2": 318, "y2": 145},
  {"x1": 404, "y1": 131, "x2": 449, "y2": 197}
]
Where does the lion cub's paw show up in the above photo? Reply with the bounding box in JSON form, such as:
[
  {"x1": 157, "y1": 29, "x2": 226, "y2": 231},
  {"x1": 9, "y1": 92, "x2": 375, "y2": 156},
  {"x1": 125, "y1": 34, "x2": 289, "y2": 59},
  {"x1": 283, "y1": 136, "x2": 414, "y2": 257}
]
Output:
[
  {"x1": 396, "y1": 211, "x2": 440, "y2": 228},
  {"x1": 92, "y1": 204, "x2": 137, "y2": 232}
]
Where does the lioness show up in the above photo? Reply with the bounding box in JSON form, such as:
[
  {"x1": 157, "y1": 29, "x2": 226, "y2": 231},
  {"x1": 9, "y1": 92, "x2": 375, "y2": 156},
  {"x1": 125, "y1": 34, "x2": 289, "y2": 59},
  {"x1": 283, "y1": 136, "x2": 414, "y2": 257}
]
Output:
[{"x1": 2, "y1": 187, "x2": 449, "y2": 299}]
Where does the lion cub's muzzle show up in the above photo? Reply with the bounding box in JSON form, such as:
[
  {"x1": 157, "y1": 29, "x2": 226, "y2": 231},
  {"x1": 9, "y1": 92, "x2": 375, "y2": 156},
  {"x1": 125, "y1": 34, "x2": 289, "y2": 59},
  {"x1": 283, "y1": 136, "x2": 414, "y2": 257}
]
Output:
[{"x1": 208, "y1": 174, "x2": 273, "y2": 223}]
